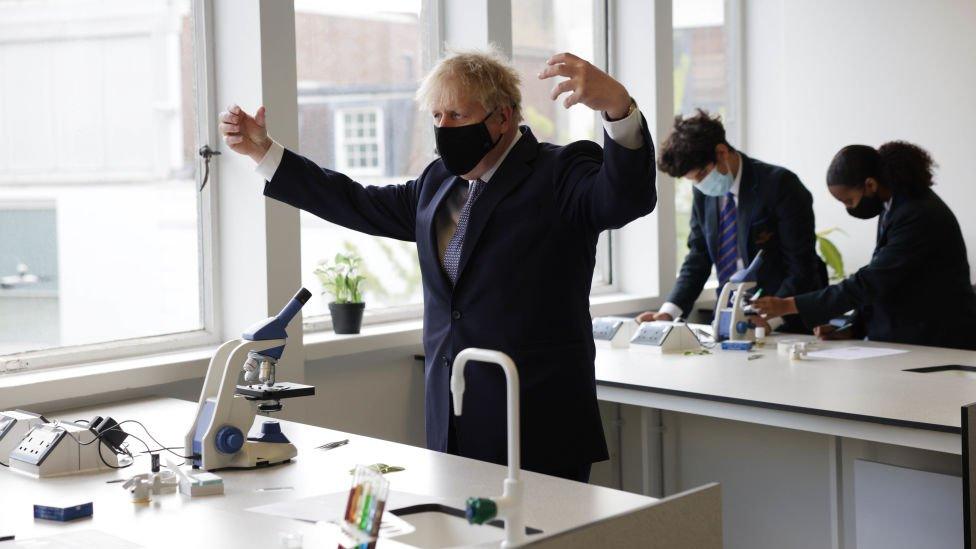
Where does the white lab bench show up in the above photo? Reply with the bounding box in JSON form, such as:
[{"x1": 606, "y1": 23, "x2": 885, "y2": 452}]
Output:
[
  {"x1": 0, "y1": 397, "x2": 720, "y2": 548},
  {"x1": 595, "y1": 334, "x2": 976, "y2": 549}
]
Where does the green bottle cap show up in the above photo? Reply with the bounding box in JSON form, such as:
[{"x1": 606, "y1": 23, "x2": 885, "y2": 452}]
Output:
[{"x1": 465, "y1": 497, "x2": 497, "y2": 525}]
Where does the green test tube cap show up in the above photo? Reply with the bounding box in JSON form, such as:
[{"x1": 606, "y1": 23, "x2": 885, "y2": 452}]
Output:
[{"x1": 465, "y1": 497, "x2": 497, "y2": 525}]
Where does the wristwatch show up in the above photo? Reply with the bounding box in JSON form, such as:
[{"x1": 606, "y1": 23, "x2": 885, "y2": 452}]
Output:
[{"x1": 605, "y1": 97, "x2": 637, "y2": 122}]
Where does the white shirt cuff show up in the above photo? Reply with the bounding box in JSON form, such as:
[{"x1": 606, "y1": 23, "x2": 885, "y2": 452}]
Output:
[
  {"x1": 768, "y1": 317, "x2": 785, "y2": 332},
  {"x1": 602, "y1": 106, "x2": 644, "y2": 150},
  {"x1": 659, "y1": 302, "x2": 684, "y2": 320},
  {"x1": 255, "y1": 140, "x2": 285, "y2": 181}
]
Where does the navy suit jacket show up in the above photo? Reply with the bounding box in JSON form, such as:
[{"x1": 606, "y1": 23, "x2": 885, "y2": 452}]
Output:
[
  {"x1": 264, "y1": 123, "x2": 657, "y2": 474},
  {"x1": 667, "y1": 154, "x2": 827, "y2": 331},
  {"x1": 795, "y1": 188, "x2": 976, "y2": 350}
]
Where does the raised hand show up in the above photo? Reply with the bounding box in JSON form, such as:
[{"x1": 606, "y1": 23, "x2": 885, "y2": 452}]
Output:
[
  {"x1": 219, "y1": 105, "x2": 272, "y2": 163},
  {"x1": 538, "y1": 52, "x2": 631, "y2": 119}
]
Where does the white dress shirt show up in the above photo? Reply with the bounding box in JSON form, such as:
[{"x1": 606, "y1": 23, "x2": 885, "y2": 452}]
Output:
[{"x1": 256, "y1": 105, "x2": 646, "y2": 262}]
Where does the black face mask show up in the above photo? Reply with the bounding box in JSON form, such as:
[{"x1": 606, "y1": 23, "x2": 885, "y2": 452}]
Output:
[
  {"x1": 846, "y1": 190, "x2": 884, "y2": 219},
  {"x1": 434, "y1": 110, "x2": 502, "y2": 176}
]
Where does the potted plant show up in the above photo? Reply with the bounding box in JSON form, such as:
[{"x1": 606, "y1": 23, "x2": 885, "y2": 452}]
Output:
[
  {"x1": 314, "y1": 252, "x2": 367, "y2": 334},
  {"x1": 816, "y1": 227, "x2": 846, "y2": 282}
]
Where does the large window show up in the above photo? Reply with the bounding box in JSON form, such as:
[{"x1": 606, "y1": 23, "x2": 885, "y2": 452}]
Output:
[
  {"x1": 0, "y1": 0, "x2": 207, "y2": 358},
  {"x1": 672, "y1": 0, "x2": 736, "y2": 273},
  {"x1": 511, "y1": 0, "x2": 613, "y2": 288},
  {"x1": 295, "y1": 0, "x2": 428, "y2": 325}
]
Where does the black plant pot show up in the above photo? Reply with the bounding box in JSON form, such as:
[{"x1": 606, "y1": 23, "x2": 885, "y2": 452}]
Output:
[{"x1": 329, "y1": 302, "x2": 365, "y2": 334}]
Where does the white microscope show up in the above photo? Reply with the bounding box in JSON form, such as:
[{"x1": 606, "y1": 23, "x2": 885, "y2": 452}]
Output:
[
  {"x1": 186, "y1": 288, "x2": 315, "y2": 471},
  {"x1": 713, "y1": 251, "x2": 764, "y2": 342}
]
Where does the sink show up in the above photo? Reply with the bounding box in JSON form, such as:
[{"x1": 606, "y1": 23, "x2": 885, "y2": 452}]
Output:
[
  {"x1": 903, "y1": 365, "x2": 976, "y2": 381},
  {"x1": 390, "y1": 504, "x2": 541, "y2": 548}
]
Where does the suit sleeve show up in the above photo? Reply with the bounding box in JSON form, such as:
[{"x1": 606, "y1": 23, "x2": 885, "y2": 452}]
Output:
[
  {"x1": 773, "y1": 173, "x2": 821, "y2": 297},
  {"x1": 552, "y1": 114, "x2": 657, "y2": 232},
  {"x1": 263, "y1": 149, "x2": 421, "y2": 242},
  {"x1": 667, "y1": 195, "x2": 714, "y2": 314},
  {"x1": 793, "y1": 207, "x2": 929, "y2": 326}
]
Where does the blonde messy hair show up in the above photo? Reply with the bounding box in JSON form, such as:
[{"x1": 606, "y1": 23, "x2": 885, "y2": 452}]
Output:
[{"x1": 415, "y1": 48, "x2": 523, "y2": 122}]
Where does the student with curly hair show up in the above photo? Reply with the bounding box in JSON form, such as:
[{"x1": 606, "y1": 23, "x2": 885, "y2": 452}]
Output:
[
  {"x1": 754, "y1": 142, "x2": 976, "y2": 350},
  {"x1": 637, "y1": 109, "x2": 827, "y2": 333}
]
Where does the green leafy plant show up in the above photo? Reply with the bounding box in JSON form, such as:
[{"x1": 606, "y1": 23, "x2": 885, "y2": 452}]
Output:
[
  {"x1": 314, "y1": 252, "x2": 366, "y2": 304},
  {"x1": 816, "y1": 228, "x2": 846, "y2": 282}
]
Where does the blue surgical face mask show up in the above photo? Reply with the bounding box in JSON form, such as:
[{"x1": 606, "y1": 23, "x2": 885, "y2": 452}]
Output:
[{"x1": 694, "y1": 163, "x2": 733, "y2": 197}]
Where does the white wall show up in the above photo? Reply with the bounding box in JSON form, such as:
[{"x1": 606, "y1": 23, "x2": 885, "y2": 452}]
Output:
[{"x1": 743, "y1": 0, "x2": 976, "y2": 280}]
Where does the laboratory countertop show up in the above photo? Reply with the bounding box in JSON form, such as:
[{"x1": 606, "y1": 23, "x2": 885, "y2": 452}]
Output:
[
  {"x1": 0, "y1": 397, "x2": 657, "y2": 548},
  {"x1": 595, "y1": 333, "x2": 976, "y2": 450}
]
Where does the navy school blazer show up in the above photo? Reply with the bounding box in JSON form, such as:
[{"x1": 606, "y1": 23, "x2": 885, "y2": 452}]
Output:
[
  {"x1": 794, "y1": 188, "x2": 976, "y2": 350},
  {"x1": 667, "y1": 154, "x2": 828, "y2": 331},
  {"x1": 263, "y1": 122, "x2": 657, "y2": 475}
]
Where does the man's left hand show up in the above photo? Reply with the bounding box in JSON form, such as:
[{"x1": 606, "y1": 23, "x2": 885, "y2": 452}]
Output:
[{"x1": 539, "y1": 52, "x2": 631, "y2": 119}]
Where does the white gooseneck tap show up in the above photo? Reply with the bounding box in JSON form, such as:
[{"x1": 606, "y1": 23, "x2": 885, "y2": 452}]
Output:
[{"x1": 451, "y1": 348, "x2": 526, "y2": 548}]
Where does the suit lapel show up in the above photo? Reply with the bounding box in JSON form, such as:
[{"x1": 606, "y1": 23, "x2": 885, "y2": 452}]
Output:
[
  {"x1": 425, "y1": 175, "x2": 463, "y2": 291},
  {"x1": 735, "y1": 154, "x2": 757, "y2": 262},
  {"x1": 454, "y1": 127, "x2": 538, "y2": 285}
]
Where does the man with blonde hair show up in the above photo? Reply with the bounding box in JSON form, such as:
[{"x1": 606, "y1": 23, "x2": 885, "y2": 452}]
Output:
[{"x1": 219, "y1": 49, "x2": 655, "y2": 482}]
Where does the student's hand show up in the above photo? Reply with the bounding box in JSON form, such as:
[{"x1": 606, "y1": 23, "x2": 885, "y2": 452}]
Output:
[
  {"x1": 219, "y1": 105, "x2": 272, "y2": 163},
  {"x1": 813, "y1": 324, "x2": 854, "y2": 340},
  {"x1": 539, "y1": 52, "x2": 631, "y2": 119},
  {"x1": 635, "y1": 311, "x2": 673, "y2": 324},
  {"x1": 751, "y1": 315, "x2": 771, "y2": 331},
  {"x1": 752, "y1": 297, "x2": 798, "y2": 319}
]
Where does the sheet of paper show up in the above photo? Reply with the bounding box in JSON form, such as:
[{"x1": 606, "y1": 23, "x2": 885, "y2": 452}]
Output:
[
  {"x1": 4, "y1": 530, "x2": 141, "y2": 548},
  {"x1": 805, "y1": 346, "x2": 908, "y2": 361},
  {"x1": 247, "y1": 490, "x2": 450, "y2": 537}
]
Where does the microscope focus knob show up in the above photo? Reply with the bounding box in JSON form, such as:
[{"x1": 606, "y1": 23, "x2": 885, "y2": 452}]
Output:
[{"x1": 215, "y1": 425, "x2": 245, "y2": 454}]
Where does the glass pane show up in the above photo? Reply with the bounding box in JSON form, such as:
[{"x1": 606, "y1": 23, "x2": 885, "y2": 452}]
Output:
[
  {"x1": 673, "y1": 0, "x2": 727, "y2": 273},
  {"x1": 512, "y1": 0, "x2": 598, "y2": 145},
  {"x1": 512, "y1": 0, "x2": 612, "y2": 286},
  {"x1": 0, "y1": 0, "x2": 202, "y2": 355},
  {"x1": 296, "y1": 2, "x2": 426, "y2": 316}
]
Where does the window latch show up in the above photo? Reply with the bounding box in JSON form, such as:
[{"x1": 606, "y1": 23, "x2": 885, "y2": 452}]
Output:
[{"x1": 198, "y1": 145, "x2": 222, "y2": 192}]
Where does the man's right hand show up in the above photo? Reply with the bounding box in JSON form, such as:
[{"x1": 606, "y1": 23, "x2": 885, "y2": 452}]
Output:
[
  {"x1": 635, "y1": 311, "x2": 673, "y2": 324},
  {"x1": 219, "y1": 104, "x2": 272, "y2": 164}
]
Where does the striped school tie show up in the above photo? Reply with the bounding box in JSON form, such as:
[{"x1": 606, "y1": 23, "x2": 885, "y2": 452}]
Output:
[
  {"x1": 442, "y1": 179, "x2": 486, "y2": 285},
  {"x1": 716, "y1": 192, "x2": 739, "y2": 287}
]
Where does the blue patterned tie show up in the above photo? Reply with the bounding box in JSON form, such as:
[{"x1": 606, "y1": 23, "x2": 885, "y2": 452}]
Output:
[
  {"x1": 716, "y1": 192, "x2": 739, "y2": 286},
  {"x1": 443, "y1": 179, "x2": 486, "y2": 285}
]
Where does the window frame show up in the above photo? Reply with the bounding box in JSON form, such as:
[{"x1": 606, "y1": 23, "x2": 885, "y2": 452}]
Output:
[
  {"x1": 669, "y1": 0, "x2": 744, "y2": 288},
  {"x1": 333, "y1": 107, "x2": 386, "y2": 177},
  {"x1": 0, "y1": 0, "x2": 222, "y2": 372}
]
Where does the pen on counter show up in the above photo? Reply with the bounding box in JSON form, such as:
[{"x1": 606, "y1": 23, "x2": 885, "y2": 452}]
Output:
[{"x1": 316, "y1": 439, "x2": 349, "y2": 450}]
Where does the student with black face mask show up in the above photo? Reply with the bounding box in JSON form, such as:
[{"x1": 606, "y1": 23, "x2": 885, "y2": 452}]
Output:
[{"x1": 754, "y1": 141, "x2": 976, "y2": 350}]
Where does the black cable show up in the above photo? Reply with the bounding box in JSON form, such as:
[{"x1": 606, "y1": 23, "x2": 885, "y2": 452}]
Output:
[
  {"x1": 60, "y1": 422, "x2": 152, "y2": 457},
  {"x1": 97, "y1": 437, "x2": 132, "y2": 470},
  {"x1": 137, "y1": 446, "x2": 185, "y2": 455},
  {"x1": 689, "y1": 325, "x2": 718, "y2": 349},
  {"x1": 116, "y1": 419, "x2": 194, "y2": 460}
]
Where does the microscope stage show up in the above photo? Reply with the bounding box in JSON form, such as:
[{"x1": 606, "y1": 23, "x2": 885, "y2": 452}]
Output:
[{"x1": 236, "y1": 382, "x2": 315, "y2": 400}]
